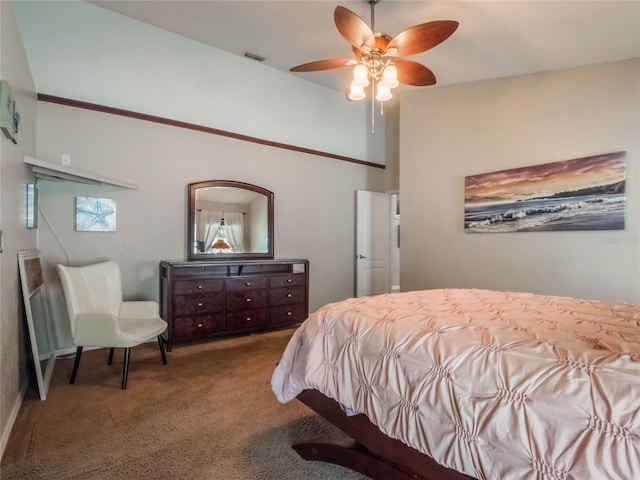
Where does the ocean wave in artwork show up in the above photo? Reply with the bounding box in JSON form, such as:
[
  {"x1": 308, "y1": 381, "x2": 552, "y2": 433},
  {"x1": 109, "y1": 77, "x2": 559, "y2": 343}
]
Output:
[{"x1": 464, "y1": 194, "x2": 625, "y2": 233}]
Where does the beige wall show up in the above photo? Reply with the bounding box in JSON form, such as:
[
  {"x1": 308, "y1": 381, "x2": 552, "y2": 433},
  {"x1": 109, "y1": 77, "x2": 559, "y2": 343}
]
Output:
[
  {"x1": 14, "y1": 0, "x2": 386, "y2": 164},
  {"x1": 34, "y1": 102, "x2": 386, "y2": 351},
  {"x1": 2, "y1": 0, "x2": 395, "y2": 451},
  {"x1": 0, "y1": 1, "x2": 38, "y2": 457},
  {"x1": 400, "y1": 59, "x2": 640, "y2": 303}
]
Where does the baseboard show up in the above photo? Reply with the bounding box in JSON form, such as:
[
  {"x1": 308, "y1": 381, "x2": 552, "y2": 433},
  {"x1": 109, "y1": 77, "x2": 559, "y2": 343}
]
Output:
[{"x1": 0, "y1": 381, "x2": 28, "y2": 460}]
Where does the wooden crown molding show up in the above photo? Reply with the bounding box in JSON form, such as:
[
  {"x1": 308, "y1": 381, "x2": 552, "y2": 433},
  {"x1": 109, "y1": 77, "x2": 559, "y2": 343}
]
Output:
[{"x1": 37, "y1": 94, "x2": 385, "y2": 170}]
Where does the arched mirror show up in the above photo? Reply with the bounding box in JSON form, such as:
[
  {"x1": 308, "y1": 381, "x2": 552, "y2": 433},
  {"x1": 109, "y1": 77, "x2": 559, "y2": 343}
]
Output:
[{"x1": 188, "y1": 180, "x2": 274, "y2": 261}]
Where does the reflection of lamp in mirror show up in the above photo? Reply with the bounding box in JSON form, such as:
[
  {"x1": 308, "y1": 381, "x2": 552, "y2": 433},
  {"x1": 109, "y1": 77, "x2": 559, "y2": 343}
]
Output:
[{"x1": 211, "y1": 238, "x2": 230, "y2": 253}]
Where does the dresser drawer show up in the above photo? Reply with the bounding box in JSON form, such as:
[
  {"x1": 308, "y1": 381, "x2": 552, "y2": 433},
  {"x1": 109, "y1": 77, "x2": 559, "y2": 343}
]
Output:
[
  {"x1": 173, "y1": 293, "x2": 223, "y2": 316},
  {"x1": 173, "y1": 279, "x2": 224, "y2": 295},
  {"x1": 225, "y1": 309, "x2": 269, "y2": 331},
  {"x1": 226, "y1": 276, "x2": 268, "y2": 291},
  {"x1": 170, "y1": 264, "x2": 228, "y2": 277},
  {"x1": 226, "y1": 289, "x2": 268, "y2": 311},
  {"x1": 270, "y1": 273, "x2": 306, "y2": 289},
  {"x1": 270, "y1": 303, "x2": 307, "y2": 325},
  {"x1": 269, "y1": 286, "x2": 306, "y2": 306},
  {"x1": 173, "y1": 314, "x2": 224, "y2": 338}
]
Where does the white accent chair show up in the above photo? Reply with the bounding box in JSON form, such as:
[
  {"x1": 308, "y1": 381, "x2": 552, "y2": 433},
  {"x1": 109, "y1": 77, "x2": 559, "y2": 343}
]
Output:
[{"x1": 56, "y1": 261, "x2": 168, "y2": 389}]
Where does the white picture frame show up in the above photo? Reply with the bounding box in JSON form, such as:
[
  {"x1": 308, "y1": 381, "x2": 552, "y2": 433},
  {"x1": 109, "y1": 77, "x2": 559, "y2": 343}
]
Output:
[{"x1": 75, "y1": 196, "x2": 116, "y2": 232}]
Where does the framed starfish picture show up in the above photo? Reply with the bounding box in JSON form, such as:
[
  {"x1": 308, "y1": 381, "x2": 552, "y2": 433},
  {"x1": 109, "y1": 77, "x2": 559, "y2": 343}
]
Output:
[{"x1": 75, "y1": 196, "x2": 116, "y2": 232}]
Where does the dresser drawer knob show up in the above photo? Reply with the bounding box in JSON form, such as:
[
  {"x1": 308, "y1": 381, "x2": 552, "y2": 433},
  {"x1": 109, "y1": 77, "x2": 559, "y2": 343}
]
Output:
[
  {"x1": 197, "y1": 285, "x2": 203, "y2": 290},
  {"x1": 197, "y1": 302, "x2": 203, "y2": 307},
  {"x1": 245, "y1": 282, "x2": 251, "y2": 286},
  {"x1": 287, "y1": 311, "x2": 292, "y2": 316},
  {"x1": 245, "y1": 298, "x2": 252, "y2": 303},
  {"x1": 286, "y1": 279, "x2": 292, "y2": 283},
  {"x1": 246, "y1": 317, "x2": 252, "y2": 322},
  {"x1": 197, "y1": 323, "x2": 203, "y2": 328},
  {"x1": 286, "y1": 294, "x2": 292, "y2": 298}
]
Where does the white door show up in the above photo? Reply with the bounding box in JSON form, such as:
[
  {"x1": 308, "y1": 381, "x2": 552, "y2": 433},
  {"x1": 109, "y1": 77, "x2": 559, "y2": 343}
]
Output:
[{"x1": 356, "y1": 190, "x2": 390, "y2": 297}]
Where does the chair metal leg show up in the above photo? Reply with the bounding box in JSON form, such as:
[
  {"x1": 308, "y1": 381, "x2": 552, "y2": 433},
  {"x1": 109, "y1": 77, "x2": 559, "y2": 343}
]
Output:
[
  {"x1": 158, "y1": 336, "x2": 168, "y2": 365},
  {"x1": 70, "y1": 346, "x2": 83, "y2": 384},
  {"x1": 121, "y1": 348, "x2": 131, "y2": 390},
  {"x1": 108, "y1": 347, "x2": 115, "y2": 365}
]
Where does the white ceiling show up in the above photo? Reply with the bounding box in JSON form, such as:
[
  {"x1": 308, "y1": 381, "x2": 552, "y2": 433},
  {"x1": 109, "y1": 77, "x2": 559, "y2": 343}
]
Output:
[{"x1": 89, "y1": 0, "x2": 640, "y2": 93}]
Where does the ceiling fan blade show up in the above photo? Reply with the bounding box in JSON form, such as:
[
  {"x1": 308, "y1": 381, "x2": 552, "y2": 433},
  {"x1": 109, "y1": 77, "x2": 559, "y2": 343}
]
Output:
[
  {"x1": 394, "y1": 59, "x2": 436, "y2": 86},
  {"x1": 334, "y1": 6, "x2": 375, "y2": 50},
  {"x1": 387, "y1": 20, "x2": 459, "y2": 57},
  {"x1": 290, "y1": 58, "x2": 352, "y2": 72}
]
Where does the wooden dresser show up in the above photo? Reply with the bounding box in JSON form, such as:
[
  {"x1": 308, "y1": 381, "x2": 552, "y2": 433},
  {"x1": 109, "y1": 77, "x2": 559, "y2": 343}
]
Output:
[{"x1": 159, "y1": 259, "x2": 308, "y2": 351}]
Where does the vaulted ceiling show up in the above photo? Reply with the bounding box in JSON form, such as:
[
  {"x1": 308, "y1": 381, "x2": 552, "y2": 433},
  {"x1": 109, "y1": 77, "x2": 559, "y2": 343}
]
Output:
[{"x1": 89, "y1": 0, "x2": 640, "y2": 93}]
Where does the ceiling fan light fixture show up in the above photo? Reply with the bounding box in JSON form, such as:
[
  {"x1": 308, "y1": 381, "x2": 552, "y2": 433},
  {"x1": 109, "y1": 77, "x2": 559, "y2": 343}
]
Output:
[
  {"x1": 376, "y1": 83, "x2": 392, "y2": 102},
  {"x1": 352, "y1": 64, "x2": 370, "y2": 87},
  {"x1": 290, "y1": 3, "x2": 459, "y2": 118},
  {"x1": 348, "y1": 84, "x2": 366, "y2": 101},
  {"x1": 380, "y1": 65, "x2": 399, "y2": 88}
]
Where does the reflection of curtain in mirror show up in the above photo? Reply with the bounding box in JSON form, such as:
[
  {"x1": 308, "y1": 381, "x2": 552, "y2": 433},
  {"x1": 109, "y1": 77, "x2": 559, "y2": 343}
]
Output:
[
  {"x1": 200, "y1": 210, "x2": 223, "y2": 252},
  {"x1": 225, "y1": 212, "x2": 245, "y2": 252}
]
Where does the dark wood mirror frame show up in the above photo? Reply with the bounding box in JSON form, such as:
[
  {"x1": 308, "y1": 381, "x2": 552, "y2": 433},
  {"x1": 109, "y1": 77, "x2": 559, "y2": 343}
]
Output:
[{"x1": 187, "y1": 180, "x2": 274, "y2": 261}]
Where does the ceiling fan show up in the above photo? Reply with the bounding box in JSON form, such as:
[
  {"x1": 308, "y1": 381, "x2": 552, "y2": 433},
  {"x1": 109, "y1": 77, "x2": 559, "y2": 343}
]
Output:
[{"x1": 290, "y1": 1, "x2": 459, "y2": 103}]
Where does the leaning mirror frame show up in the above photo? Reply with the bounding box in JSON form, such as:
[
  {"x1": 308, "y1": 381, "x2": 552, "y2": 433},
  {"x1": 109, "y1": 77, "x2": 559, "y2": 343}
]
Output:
[
  {"x1": 17, "y1": 249, "x2": 56, "y2": 400},
  {"x1": 187, "y1": 180, "x2": 274, "y2": 261}
]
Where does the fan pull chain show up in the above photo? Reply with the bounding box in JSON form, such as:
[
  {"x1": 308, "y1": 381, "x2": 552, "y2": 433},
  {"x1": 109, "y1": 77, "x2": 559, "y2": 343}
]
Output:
[{"x1": 371, "y1": 82, "x2": 375, "y2": 133}]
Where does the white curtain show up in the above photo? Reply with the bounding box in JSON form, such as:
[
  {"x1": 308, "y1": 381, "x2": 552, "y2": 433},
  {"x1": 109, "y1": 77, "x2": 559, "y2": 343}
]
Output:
[
  {"x1": 225, "y1": 212, "x2": 245, "y2": 252},
  {"x1": 201, "y1": 210, "x2": 223, "y2": 252}
]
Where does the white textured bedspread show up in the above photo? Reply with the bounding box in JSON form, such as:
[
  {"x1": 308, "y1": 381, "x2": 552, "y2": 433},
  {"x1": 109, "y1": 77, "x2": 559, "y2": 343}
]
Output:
[{"x1": 271, "y1": 289, "x2": 640, "y2": 479}]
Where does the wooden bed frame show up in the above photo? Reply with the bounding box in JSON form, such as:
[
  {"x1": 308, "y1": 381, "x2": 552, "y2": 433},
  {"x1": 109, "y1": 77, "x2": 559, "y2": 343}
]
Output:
[{"x1": 294, "y1": 389, "x2": 477, "y2": 480}]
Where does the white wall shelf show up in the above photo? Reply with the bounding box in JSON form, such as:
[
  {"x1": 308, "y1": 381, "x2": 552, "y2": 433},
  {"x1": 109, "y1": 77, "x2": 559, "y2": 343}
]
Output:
[{"x1": 24, "y1": 156, "x2": 138, "y2": 189}]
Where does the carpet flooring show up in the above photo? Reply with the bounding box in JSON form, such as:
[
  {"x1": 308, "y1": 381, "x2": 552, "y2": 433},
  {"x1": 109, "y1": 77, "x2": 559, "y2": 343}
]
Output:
[{"x1": 1, "y1": 328, "x2": 367, "y2": 480}]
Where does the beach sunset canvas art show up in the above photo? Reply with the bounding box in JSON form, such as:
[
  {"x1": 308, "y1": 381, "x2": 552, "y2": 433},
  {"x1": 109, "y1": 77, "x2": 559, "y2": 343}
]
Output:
[{"x1": 464, "y1": 152, "x2": 626, "y2": 233}]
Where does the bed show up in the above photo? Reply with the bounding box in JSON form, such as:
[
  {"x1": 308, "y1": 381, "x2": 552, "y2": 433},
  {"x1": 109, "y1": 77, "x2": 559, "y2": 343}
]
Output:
[{"x1": 271, "y1": 288, "x2": 640, "y2": 479}]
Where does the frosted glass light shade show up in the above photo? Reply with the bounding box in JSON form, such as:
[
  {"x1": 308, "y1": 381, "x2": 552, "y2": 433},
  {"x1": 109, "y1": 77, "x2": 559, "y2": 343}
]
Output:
[
  {"x1": 352, "y1": 64, "x2": 370, "y2": 87},
  {"x1": 381, "y1": 65, "x2": 399, "y2": 88},
  {"x1": 376, "y1": 83, "x2": 392, "y2": 101},
  {"x1": 348, "y1": 84, "x2": 366, "y2": 101}
]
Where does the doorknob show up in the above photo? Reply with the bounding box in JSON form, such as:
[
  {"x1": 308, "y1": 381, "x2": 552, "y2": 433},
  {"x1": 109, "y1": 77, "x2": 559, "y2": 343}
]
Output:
[{"x1": 358, "y1": 254, "x2": 366, "y2": 259}]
